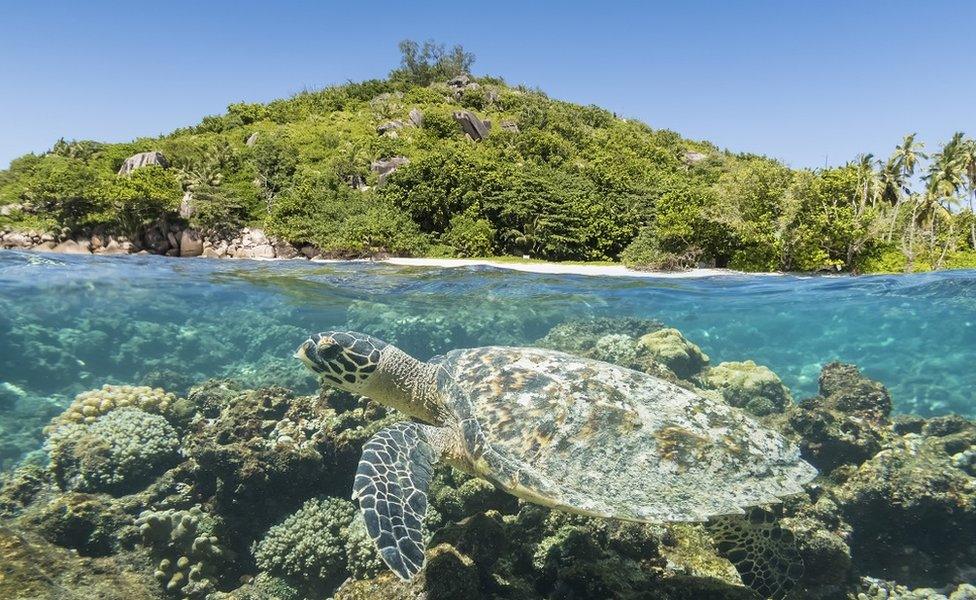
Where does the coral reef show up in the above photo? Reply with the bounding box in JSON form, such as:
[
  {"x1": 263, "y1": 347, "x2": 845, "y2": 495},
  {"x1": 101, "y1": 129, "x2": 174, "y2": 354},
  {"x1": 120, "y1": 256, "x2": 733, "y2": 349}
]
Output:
[
  {"x1": 855, "y1": 578, "x2": 976, "y2": 600},
  {"x1": 48, "y1": 385, "x2": 181, "y2": 429},
  {"x1": 0, "y1": 525, "x2": 163, "y2": 600},
  {"x1": 0, "y1": 382, "x2": 19, "y2": 412},
  {"x1": 1, "y1": 319, "x2": 974, "y2": 600},
  {"x1": 346, "y1": 298, "x2": 571, "y2": 358},
  {"x1": 698, "y1": 360, "x2": 792, "y2": 416},
  {"x1": 47, "y1": 407, "x2": 181, "y2": 495},
  {"x1": 535, "y1": 316, "x2": 662, "y2": 356}
]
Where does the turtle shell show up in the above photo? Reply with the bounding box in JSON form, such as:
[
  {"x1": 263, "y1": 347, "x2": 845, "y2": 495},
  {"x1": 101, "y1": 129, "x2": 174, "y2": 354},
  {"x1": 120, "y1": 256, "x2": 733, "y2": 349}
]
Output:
[{"x1": 432, "y1": 346, "x2": 817, "y2": 523}]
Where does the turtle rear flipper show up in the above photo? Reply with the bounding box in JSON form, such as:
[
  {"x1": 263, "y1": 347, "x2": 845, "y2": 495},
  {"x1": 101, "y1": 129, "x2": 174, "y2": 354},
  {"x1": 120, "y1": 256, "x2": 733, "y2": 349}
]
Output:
[
  {"x1": 706, "y1": 508, "x2": 804, "y2": 600},
  {"x1": 353, "y1": 422, "x2": 450, "y2": 580}
]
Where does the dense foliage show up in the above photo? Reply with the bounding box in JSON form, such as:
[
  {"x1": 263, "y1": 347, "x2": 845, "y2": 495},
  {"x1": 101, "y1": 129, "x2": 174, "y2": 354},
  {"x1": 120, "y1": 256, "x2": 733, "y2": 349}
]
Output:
[{"x1": 2, "y1": 42, "x2": 975, "y2": 271}]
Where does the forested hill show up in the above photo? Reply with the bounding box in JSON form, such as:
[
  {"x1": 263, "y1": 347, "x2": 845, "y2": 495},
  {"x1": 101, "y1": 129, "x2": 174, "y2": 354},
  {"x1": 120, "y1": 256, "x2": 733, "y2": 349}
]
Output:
[{"x1": 1, "y1": 42, "x2": 974, "y2": 272}]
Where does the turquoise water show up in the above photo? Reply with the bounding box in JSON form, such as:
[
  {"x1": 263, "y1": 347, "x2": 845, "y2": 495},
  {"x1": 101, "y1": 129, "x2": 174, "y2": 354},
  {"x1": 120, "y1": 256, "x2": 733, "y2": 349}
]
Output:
[{"x1": 1, "y1": 250, "x2": 975, "y2": 466}]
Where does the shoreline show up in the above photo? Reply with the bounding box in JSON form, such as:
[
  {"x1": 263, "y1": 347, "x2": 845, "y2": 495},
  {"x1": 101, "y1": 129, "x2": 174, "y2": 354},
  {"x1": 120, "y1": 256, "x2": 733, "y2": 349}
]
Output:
[
  {"x1": 379, "y1": 257, "x2": 750, "y2": 278},
  {"x1": 0, "y1": 244, "x2": 760, "y2": 278}
]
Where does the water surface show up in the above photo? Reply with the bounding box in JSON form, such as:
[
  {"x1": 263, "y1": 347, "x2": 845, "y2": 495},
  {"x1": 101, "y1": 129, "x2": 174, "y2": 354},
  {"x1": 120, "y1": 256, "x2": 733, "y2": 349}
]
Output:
[{"x1": 2, "y1": 251, "x2": 974, "y2": 436}]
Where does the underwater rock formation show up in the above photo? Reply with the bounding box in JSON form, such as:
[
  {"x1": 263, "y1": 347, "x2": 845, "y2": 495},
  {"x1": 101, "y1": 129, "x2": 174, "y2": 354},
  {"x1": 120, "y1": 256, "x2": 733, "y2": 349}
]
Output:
[
  {"x1": 783, "y1": 362, "x2": 894, "y2": 475},
  {"x1": 698, "y1": 360, "x2": 792, "y2": 416},
  {"x1": 832, "y1": 418, "x2": 976, "y2": 587},
  {"x1": 637, "y1": 327, "x2": 710, "y2": 379}
]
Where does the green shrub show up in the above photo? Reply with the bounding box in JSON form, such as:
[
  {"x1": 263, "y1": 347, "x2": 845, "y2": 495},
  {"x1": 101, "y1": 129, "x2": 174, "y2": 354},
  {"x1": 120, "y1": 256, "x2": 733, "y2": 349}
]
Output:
[
  {"x1": 17, "y1": 156, "x2": 105, "y2": 231},
  {"x1": 420, "y1": 105, "x2": 460, "y2": 139},
  {"x1": 266, "y1": 174, "x2": 428, "y2": 257},
  {"x1": 99, "y1": 166, "x2": 182, "y2": 235},
  {"x1": 443, "y1": 211, "x2": 495, "y2": 257}
]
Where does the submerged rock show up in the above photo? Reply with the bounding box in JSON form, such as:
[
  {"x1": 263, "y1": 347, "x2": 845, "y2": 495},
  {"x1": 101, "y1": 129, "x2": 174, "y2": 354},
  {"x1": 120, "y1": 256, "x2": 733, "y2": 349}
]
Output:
[
  {"x1": 637, "y1": 327, "x2": 710, "y2": 379},
  {"x1": 698, "y1": 360, "x2": 792, "y2": 416},
  {"x1": 785, "y1": 363, "x2": 893, "y2": 474},
  {"x1": 832, "y1": 420, "x2": 976, "y2": 587}
]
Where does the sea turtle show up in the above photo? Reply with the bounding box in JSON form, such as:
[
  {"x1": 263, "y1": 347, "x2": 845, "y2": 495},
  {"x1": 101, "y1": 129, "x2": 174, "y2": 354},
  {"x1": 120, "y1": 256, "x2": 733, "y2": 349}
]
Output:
[{"x1": 295, "y1": 331, "x2": 818, "y2": 598}]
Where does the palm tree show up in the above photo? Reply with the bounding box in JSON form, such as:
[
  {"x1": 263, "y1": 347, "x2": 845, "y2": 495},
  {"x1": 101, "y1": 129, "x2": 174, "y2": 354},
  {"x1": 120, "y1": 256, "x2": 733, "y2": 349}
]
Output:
[
  {"x1": 963, "y1": 137, "x2": 976, "y2": 247},
  {"x1": 853, "y1": 153, "x2": 879, "y2": 212},
  {"x1": 919, "y1": 133, "x2": 967, "y2": 262},
  {"x1": 882, "y1": 134, "x2": 926, "y2": 241}
]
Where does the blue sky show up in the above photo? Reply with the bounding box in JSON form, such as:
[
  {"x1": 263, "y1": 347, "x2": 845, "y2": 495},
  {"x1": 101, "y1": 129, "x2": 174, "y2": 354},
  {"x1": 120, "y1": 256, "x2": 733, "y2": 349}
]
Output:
[{"x1": 1, "y1": 0, "x2": 973, "y2": 169}]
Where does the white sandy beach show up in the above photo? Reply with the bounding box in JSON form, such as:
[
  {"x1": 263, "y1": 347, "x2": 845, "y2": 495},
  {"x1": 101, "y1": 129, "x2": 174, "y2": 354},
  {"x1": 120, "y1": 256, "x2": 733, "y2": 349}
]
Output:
[{"x1": 380, "y1": 257, "x2": 751, "y2": 278}]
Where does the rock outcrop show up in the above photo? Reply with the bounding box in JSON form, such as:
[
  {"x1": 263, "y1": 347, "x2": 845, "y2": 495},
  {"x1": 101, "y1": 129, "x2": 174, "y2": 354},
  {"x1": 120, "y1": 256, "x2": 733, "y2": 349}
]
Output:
[
  {"x1": 117, "y1": 151, "x2": 169, "y2": 176},
  {"x1": 371, "y1": 156, "x2": 410, "y2": 185},
  {"x1": 179, "y1": 229, "x2": 203, "y2": 257},
  {"x1": 408, "y1": 108, "x2": 424, "y2": 127},
  {"x1": 453, "y1": 110, "x2": 491, "y2": 141}
]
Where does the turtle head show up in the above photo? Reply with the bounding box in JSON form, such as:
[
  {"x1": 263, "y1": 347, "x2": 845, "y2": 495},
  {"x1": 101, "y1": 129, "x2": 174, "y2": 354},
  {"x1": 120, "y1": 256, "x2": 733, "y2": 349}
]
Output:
[
  {"x1": 295, "y1": 331, "x2": 388, "y2": 394},
  {"x1": 296, "y1": 330, "x2": 445, "y2": 424}
]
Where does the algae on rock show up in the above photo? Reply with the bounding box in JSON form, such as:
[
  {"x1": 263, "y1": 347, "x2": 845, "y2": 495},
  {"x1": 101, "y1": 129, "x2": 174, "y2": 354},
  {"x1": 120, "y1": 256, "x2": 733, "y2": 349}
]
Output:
[{"x1": 698, "y1": 360, "x2": 792, "y2": 416}]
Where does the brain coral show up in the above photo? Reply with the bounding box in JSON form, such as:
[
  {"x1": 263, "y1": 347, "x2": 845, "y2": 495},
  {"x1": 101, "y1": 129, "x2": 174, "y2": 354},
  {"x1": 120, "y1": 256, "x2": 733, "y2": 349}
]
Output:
[{"x1": 47, "y1": 406, "x2": 181, "y2": 494}]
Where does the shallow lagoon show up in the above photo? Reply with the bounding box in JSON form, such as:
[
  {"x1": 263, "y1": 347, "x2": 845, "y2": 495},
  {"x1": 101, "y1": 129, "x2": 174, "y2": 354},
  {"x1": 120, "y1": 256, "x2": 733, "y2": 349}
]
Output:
[{"x1": 2, "y1": 250, "x2": 974, "y2": 423}]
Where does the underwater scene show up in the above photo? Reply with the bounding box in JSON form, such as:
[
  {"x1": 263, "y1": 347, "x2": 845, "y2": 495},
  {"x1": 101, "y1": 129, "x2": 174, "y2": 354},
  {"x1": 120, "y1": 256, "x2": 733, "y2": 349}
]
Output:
[{"x1": 1, "y1": 250, "x2": 975, "y2": 600}]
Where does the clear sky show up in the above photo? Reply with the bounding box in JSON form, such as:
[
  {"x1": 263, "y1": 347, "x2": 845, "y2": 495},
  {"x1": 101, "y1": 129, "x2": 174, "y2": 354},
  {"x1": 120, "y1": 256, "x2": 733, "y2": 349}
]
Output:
[{"x1": 1, "y1": 0, "x2": 973, "y2": 170}]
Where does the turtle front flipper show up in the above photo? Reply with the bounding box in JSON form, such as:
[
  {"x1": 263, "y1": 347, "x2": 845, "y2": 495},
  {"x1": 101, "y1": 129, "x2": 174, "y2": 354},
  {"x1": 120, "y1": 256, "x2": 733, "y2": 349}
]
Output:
[{"x1": 353, "y1": 422, "x2": 450, "y2": 580}]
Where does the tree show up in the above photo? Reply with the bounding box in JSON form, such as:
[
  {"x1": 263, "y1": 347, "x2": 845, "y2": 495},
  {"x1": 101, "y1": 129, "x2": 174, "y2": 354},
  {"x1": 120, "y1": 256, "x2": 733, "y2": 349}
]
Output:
[
  {"x1": 101, "y1": 166, "x2": 182, "y2": 235},
  {"x1": 853, "y1": 153, "x2": 879, "y2": 211},
  {"x1": 963, "y1": 137, "x2": 976, "y2": 247},
  {"x1": 252, "y1": 133, "x2": 297, "y2": 213},
  {"x1": 20, "y1": 156, "x2": 104, "y2": 230},
  {"x1": 389, "y1": 39, "x2": 475, "y2": 85}
]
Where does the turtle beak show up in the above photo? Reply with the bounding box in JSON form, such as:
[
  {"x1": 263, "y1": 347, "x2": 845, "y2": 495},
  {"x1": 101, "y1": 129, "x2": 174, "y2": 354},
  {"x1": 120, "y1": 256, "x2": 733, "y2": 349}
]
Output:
[{"x1": 294, "y1": 338, "x2": 320, "y2": 372}]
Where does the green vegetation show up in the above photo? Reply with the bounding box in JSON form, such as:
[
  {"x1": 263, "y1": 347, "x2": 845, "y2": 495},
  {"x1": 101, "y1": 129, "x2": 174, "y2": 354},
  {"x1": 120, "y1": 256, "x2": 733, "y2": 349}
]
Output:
[{"x1": 2, "y1": 41, "x2": 975, "y2": 272}]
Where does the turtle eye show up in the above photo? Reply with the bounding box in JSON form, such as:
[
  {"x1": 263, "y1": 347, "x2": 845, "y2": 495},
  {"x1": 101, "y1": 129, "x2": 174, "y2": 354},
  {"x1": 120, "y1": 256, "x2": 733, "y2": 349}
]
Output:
[{"x1": 316, "y1": 339, "x2": 342, "y2": 359}]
